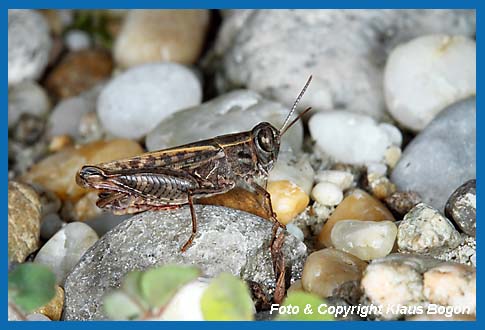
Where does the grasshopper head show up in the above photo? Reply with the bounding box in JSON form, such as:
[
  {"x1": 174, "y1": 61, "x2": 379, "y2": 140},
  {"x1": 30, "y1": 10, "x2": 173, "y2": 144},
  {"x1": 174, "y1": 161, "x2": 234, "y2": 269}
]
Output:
[
  {"x1": 76, "y1": 165, "x2": 110, "y2": 189},
  {"x1": 252, "y1": 122, "x2": 280, "y2": 174}
]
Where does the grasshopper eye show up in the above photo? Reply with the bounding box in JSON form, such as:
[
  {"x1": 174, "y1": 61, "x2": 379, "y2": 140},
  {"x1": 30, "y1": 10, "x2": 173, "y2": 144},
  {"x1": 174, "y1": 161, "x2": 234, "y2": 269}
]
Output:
[{"x1": 256, "y1": 128, "x2": 274, "y2": 153}]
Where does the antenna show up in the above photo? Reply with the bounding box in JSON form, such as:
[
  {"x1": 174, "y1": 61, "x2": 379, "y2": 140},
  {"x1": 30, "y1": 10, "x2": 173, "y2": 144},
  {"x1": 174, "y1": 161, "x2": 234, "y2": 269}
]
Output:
[
  {"x1": 281, "y1": 107, "x2": 312, "y2": 136},
  {"x1": 280, "y1": 75, "x2": 312, "y2": 133}
]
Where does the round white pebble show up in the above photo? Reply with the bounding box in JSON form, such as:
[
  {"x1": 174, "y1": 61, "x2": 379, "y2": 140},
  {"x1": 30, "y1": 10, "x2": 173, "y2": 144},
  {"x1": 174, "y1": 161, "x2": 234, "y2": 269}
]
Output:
[
  {"x1": 8, "y1": 81, "x2": 50, "y2": 127},
  {"x1": 309, "y1": 111, "x2": 395, "y2": 165},
  {"x1": 311, "y1": 182, "x2": 343, "y2": 206},
  {"x1": 65, "y1": 29, "x2": 91, "y2": 51},
  {"x1": 314, "y1": 170, "x2": 353, "y2": 190},
  {"x1": 384, "y1": 34, "x2": 476, "y2": 131},
  {"x1": 98, "y1": 63, "x2": 202, "y2": 139}
]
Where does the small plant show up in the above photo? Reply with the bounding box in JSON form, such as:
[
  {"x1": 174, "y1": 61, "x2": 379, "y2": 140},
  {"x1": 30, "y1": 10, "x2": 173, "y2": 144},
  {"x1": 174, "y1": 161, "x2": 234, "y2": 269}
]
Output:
[
  {"x1": 103, "y1": 264, "x2": 255, "y2": 320},
  {"x1": 8, "y1": 263, "x2": 57, "y2": 318},
  {"x1": 276, "y1": 291, "x2": 335, "y2": 321}
]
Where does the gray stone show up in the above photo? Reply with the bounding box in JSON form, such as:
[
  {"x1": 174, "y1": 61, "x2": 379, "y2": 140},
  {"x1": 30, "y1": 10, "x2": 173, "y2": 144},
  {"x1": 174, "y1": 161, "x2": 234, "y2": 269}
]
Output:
[
  {"x1": 8, "y1": 10, "x2": 52, "y2": 85},
  {"x1": 34, "y1": 222, "x2": 99, "y2": 284},
  {"x1": 445, "y1": 179, "x2": 476, "y2": 236},
  {"x1": 397, "y1": 203, "x2": 462, "y2": 255},
  {"x1": 40, "y1": 213, "x2": 65, "y2": 241},
  {"x1": 145, "y1": 90, "x2": 303, "y2": 154},
  {"x1": 210, "y1": 10, "x2": 475, "y2": 119},
  {"x1": 433, "y1": 235, "x2": 476, "y2": 267},
  {"x1": 63, "y1": 205, "x2": 307, "y2": 320},
  {"x1": 391, "y1": 97, "x2": 476, "y2": 212}
]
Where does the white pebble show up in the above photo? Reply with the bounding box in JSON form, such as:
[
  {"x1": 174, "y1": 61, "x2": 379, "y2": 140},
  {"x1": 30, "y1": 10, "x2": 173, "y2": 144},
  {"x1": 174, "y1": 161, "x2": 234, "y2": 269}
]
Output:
[
  {"x1": 378, "y1": 122, "x2": 403, "y2": 147},
  {"x1": 48, "y1": 96, "x2": 94, "y2": 138},
  {"x1": 311, "y1": 182, "x2": 343, "y2": 206},
  {"x1": 366, "y1": 162, "x2": 387, "y2": 176},
  {"x1": 34, "y1": 222, "x2": 99, "y2": 284},
  {"x1": 384, "y1": 34, "x2": 476, "y2": 131},
  {"x1": 8, "y1": 81, "x2": 50, "y2": 127},
  {"x1": 314, "y1": 170, "x2": 353, "y2": 190},
  {"x1": 159, "y1": 280, "x2": 209, "y2": 320},
  {"x1": 8, "y1": 10, "x2": 52, "y2": 85},
  {"x1": 331, "y1": 220, "x2": 397, "y2": 260},
  {"x1": 309, "y1": 111, "x2": 395, "y2": 165},
  {"x1": 65, "y1": 29, "x2": 91, "y2": 51},
  {"x1": 286, "y1": 223, "x2": 304, "y2": 242},
  {"x1": 98, "y1": 63, "x2": 202, "y2": 139}
]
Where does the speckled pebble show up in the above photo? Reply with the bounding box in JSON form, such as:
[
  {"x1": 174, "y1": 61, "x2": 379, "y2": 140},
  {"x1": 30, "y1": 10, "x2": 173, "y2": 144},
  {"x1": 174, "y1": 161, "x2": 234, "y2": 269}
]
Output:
[{"x1": 445, "y1": 179, "x2": 476, "y2": 236}]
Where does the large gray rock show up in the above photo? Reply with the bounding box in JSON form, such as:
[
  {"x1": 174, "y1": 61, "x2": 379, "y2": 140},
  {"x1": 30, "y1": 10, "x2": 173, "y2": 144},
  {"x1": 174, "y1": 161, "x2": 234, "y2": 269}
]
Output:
[
  {"x1": 63, "y1": 205, "x2": 307, "y2": 320},
  {"x1": 391, "y1": 97, "x2": 476, "y2": 212},
  {"x1": 210, "y1": 10, "x2": 475, "y2": 119}
]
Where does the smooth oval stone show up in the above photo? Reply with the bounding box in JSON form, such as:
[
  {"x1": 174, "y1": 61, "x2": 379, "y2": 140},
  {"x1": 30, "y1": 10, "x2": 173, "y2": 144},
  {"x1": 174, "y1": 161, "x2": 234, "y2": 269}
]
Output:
[
  {"x1": 318, "y1": 189, "x2": 395, "y2": 248},
  {"x1": 34, "y1": 222, "x2": 99, "y2": 284},
  {"x1": 8, "y1": 10, "x2": 52, "y2": 84},
  {"x1": 267, "y1": 180, "x2": 309, "y2": 225},
  {"x1": 309, "y1": 111, "x2": 400, "y2": 165},
  {"x1": 331, "y1": 220, "x2": 397, "y2": 260},
  {"x1": 48, "y1": 96, "x2": 95, "y2": 138},
  {"x1": 98, "y1": 63, "x2": 202, "y2": 139},
  {"x1": 397, "y1": 203, "x2": 461, "y2": 254},
  {"x1": 301, "y1": 248, "x2": 367, "y2": 298},
  {"x1": 311, "y1": 182, "x2": 343, "y2": 206},
  {"x1": 385, "y1": 35, "x2": 476, "y2": 131},
  {"x1": 8, "y1": 81, "x2": 50, "y2": 128},
  {"x1": 445, "y1": 179, "x2": 476, "y2": 236},
  {"x1": 391, "y1": 97, "x2": 476, "y2": 212},
  {"x1": 8, "y1": 181, "x2": 41, "y2": 263},
  {"x1": 22, "y1": 139, "x2": 143, "y2": 202},
  {"x1": 114, "y1": 10, "x2": 210, "y2": 67},
  {"x1": 63, "y1": 205, "x2": 307, "y2": 320},
  {"x1": 146, "y1": 89, "x2": 303, "y2": 154}
]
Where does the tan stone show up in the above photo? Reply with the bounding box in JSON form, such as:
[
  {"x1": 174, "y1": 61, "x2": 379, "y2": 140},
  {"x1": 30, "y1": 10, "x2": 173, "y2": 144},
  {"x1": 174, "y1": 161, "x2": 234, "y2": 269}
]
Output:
[
  {"x1": 34, "y1": 286, "x2": 64, "y2": 321},
  {"x1": 73, "y1": 191, "x2": 103, "y2": 221},
  {"x1": 318, "y1": 189, "x2": 395, "y2": 247},
  {"x1": 301, "y1": 248, "x2": 367, "y2": 298},
  {"x1": 48, "y1": 134, "x2": 73, "y2": 153},
  {"x1": 267, "y1": 180, "x2": 310, "y2": 225},
  {"x1": 8, "y1": 181, "x2": 41, "y2": 263},
  {"x1": 114, "y1": 10, "x2": 210, "y2": 68}
]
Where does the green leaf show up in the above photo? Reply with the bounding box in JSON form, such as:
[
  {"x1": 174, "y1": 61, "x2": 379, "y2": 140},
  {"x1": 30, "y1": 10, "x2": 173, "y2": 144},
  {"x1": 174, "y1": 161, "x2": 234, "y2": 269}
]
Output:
[
  {"x1": 276, "y1": 291, "x2": 335, "y2": 321},
  {"x1": 140, "y1": 265, "x2": 200, "y2": 308},
  {"x1": 201, "y1": 273, "x2": 254, "y2": 321},
  {"x1": 8, "y1": 263, "x2": 56, "y2": 312},
  {"x1": 103, "y1": 291, "x2": 144, "y2": 320}
]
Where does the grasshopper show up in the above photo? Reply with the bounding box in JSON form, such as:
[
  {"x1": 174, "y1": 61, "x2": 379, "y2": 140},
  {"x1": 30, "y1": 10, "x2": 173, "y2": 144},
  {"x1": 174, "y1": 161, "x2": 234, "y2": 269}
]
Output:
[{"x1": 76, "y1": 76, "x2": 312, "y2": 252}]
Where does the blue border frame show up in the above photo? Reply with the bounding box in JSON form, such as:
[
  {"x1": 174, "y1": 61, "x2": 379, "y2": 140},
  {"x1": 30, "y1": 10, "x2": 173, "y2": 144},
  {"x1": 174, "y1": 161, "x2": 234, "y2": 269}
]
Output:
[{"x1": 3, "y1": 1, "x2": 480, "y2": 329}]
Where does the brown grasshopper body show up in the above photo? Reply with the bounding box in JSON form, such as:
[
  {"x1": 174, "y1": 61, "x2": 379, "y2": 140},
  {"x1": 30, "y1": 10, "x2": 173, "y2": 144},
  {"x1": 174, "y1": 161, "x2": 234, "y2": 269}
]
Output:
[{"x1": 76, "y1": 76, "x2": 312, "y2": 252}]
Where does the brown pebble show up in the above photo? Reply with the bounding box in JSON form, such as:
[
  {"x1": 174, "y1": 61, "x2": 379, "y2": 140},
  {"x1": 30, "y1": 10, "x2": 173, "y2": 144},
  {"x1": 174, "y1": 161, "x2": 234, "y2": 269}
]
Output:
[
  {"x1": 46, "y1": 49, "x2": 113, "y2": 100},
  {"x1": 48, "y1": 135, "x2": 73, "y2": 152},
  {"x1": 301, "y1": 248, "x2": 367, "y2": 298},
  {"x1": 385, "y1": 191, "x2": 422, "y2": 216},
  {"x1": 318, "y1": 189, "x2": 395, "y2": 247}
]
